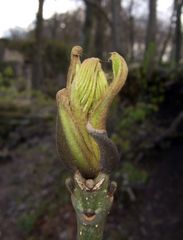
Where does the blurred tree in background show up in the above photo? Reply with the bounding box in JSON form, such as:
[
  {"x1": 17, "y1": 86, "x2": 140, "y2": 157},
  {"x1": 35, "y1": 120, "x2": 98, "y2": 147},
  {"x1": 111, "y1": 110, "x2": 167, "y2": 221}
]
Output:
[
  {"x1": 143, "y1": 0, "x2": 157, "y2": 79},
  {"x1": 173, "y1": 0, "x2": 183, "y2": 66},
  {"x1": 2, "y1": 0, "x2": 182, "y2": 90},
  {"x1": 32, "y1": 0, "x2": 45, "y2": 89}
]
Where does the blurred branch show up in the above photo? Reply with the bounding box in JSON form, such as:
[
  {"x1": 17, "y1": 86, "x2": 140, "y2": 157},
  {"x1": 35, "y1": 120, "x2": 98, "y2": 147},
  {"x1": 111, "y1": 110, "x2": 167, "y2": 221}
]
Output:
[
  {"x1": 128, "y1": 0, "x2": 134, "y2": 14},
  {"x1": 153, "y1": 111, "x2": 183, "y2": 147},
  {"x1": 158, "y1": 7, "x2": 174, "y2": 64},
  {"x1": 135, "y1": 111, "x2": 183, "y2": 163}
]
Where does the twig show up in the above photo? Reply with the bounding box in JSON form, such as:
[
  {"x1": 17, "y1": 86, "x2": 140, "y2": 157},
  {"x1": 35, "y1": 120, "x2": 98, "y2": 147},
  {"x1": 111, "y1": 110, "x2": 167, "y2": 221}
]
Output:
[{"x1": 66, "y1": 171, "x2": 117, "y2": 240}]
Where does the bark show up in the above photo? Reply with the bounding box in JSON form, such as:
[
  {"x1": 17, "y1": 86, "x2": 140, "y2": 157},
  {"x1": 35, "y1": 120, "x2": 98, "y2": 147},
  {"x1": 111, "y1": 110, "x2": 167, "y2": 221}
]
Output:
[
  {"x1": 83, "y1": 0, "x2": 109, "y2": 57},
  {"x1": 51, "y1": 14, "x2": 59, "y2": 39},
  {"x1": 111, "y1": 0, "x2": 126, "y2": 55},
  {"x1": 145, "y1": 0, "x2": 157, "y2": 51},
  {"x1": 32, "y1": 0, "x2": 45, "y2": 89},
  {"x1": 143, "y1": 0, "x2": 157, "y2": 79},
  {"x1": 82, "y1": 0, "x2": 95, "y2": 56},
  {"x1": 128, "y1": 0, "x2": 135, "y2": 61},
  {"x1": 94, "y1": 0, "x2": 106, "y2": 58},
  {"x1": 158, "y1": 9, "x2": 174, "y2": 64},
  {"x1": 174, "y1": 0, "x2": 183, "y2": 65}
]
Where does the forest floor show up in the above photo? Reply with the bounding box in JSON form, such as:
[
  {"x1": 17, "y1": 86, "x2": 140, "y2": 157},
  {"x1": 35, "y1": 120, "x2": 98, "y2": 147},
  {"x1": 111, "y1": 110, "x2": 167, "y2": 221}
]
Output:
[{"x1": 0, "y1": 79, "x2": 183, "y2": 240}]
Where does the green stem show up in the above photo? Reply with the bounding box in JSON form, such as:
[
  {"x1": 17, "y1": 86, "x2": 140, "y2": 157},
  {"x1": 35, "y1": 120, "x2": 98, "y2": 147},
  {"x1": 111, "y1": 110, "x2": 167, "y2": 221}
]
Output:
[
  {"x1": 66, "y1": 171, "x2": 117, "y2": 240},
  {"x1": 77, "y1": 218, "x2": 105, "y2": 240}
]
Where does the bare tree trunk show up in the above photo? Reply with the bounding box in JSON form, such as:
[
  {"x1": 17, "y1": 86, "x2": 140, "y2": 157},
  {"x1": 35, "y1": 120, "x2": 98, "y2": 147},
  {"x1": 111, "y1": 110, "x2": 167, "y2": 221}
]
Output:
[
  {"x1": 174, "y1": 0, "x2": 183, "y2": 66},
  {"x1": 111, "y1": 0, "x2": 127, "y2": 55},
  {"x1": 145, "y1": 0, "x2": 157, "y2": 51},
  {"x1": 143, "y1": 0, "x2": 157, "y2": 79},
  {"x1": 82, "y1": 0, "x2": 109, "y2": 57},
  {"x1": 51, "y1": 13, "x2": 59, "y2": 39},
  {"x1": 32, "y1": 0, "x2": 45, "y2": 89},
  {"x1": 128, "y1": 0, "x2": 135, "y2": 61},
  {"x1": 82, "y1": 0, "x2": 95, "y2": 56},
  {"x1": 94, "y1": 0, "x2": 106, "y2": 58},
  {"x1": 158, "y1": 8, "x2": 174, "y2": 64}
]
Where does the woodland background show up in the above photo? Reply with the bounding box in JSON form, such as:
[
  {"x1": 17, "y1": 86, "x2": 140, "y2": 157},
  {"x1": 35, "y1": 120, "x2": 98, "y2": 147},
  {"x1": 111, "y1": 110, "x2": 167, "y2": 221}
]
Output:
[{"x1": 0, "y1": 0, "x2": 183, "y2": 239}]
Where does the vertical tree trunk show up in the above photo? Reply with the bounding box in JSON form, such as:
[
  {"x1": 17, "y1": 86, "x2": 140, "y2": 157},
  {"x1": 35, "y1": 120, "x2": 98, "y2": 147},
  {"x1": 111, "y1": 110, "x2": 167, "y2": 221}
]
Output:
[
  {"x1": 128, "y1": 0, "x2": 135, "y2": 61},
  {"x1": 32, "y1": 0, "x2": 45, "y2": 89},
  {"x1": 145, "y1": 0, "x2": 157, "y2": 51},
  {"x1": 82, "y1": 0, "x2": 95, "y2": 56},
  {"x1": 174, "y1": 0, "x2": 183, "y2": 66},
  {"x1": 94, "y1": 0, "x2": 105, "y2": 58},
  {"x1": 143, "y1": 0, "x2": 157, "y2": 79},
  {"x1": 51, "y1": 14, "x2": 59, "y2": 39},
  {"x1": 82, "y1": 0, "x2": 107, "y2": 57},
  {"x1": 129, "y1": 16, "x2": 134, "y2": 61},
  {"x1": 111, "y1": 0, "x2": 126, "y2": 55},
  {"x1": 158, "y1": 9, "x2": 174, "y2": 64}
]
